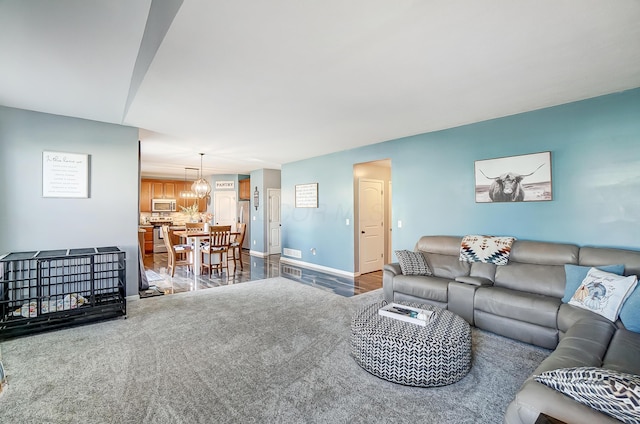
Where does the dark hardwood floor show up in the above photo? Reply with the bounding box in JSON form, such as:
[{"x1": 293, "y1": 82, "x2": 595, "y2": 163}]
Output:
[{"x1": 141, "y1": 250, "x2": 382, "y2": 298}]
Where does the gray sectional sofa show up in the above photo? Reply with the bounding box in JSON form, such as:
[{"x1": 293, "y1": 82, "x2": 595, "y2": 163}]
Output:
[{"x1": 382, "y1": 235, "x2": 640, "y2": 424}]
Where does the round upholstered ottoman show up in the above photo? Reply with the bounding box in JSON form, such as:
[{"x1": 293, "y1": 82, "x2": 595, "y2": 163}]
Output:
[{"x1": 351, "y1": 301, "x2": 472, "y2": 387}]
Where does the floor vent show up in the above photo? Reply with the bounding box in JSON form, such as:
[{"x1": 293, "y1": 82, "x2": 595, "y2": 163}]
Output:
[{"x1": 282, "y1": 265, "x2": 302, "y2": 278}]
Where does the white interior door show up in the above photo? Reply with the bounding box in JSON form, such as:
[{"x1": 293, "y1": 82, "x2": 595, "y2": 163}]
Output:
[
  {"x1": 359, "y1": 179, "x2": 384, "y2": 274},
  {"x1": 268, "y1": 189, "x2": 281, "y2": 254},
  {"x1": 213, "y1": 191, "x2": 237, "y2": 230}
]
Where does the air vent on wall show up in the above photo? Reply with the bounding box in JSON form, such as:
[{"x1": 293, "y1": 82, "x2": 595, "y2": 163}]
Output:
[{"x1": 283, "y1": 248, "x2": 302, "y2": 258}]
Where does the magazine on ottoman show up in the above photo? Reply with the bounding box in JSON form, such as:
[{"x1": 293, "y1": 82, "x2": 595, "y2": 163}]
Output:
[{"x1": 378, "y1": 303, "x2": 434, "y2": 326}]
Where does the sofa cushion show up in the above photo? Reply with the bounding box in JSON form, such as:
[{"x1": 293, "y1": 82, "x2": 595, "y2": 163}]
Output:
[
  {"x1": 415, "y1": 235, "x2": 462, "y2": 256},
  {"x1": 568, "y1": 268, "x2": 637, "y2": 322},
  {"x1": 603, "y1": 329, "x2": 640, "y2": 375},
  {"x1": 535, "y1": 318, "x2": 616, "y2": 375},
  {"x1": 392, "y1": 275, "x2": 449, "y2": 303},
  {"x1": 422, "y1": 252, "x2": 470, "y2": 280},
  {"x1": 580, "y1": 246, "x2": 640, "y2": 277},
  {"x1": 495, "y1": 262, "x2": 566, "y2": 298},
  {"x1": 535, "y1": 367, "x2": 640, "y2": 424},
  {"x1": 557, "y1": 303, "x2": 613, "y2": 335},
  {"x1": 459, "y1": 235, "x2": 516, "y2": 265},
  {"x1": 474, "y1": 310, "x2": 559, "y2": 349},
  {"x1": 395, "y1": 250, "x2": 432, "y2": 276},
  {"x1": 469, "y1": 262, "x2": 496, "y2": 282},
  {"x1": 562, "y1": 264, "x2": 625, "y2": 303},
  {"x1": 474, "y1": 286, "x2": 560, "y2": 328},
  {"x1": 510, "y1": 240, "x2": 579, "y2": 265}
]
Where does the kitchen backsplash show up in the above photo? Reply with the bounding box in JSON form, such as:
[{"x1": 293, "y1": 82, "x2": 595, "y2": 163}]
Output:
[{"x1": 140, "y1": 211, "x2": 208, "y2": 226}]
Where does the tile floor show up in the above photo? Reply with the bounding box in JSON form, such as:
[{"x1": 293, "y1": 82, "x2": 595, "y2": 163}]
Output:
[{"x1": 141, "y1": 250, "x2": 382, "y2": 298}]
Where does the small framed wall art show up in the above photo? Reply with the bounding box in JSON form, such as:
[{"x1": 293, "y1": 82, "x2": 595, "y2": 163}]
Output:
[
  {"x1": 42, "y1": 151, "x2": 90, "y2": 198},
  {"x1": 295, "y1": 183, "x2": 318, "y2": 208},
  {"x1": 474, "y1": 151, "x2": 552, "y2": 203}
]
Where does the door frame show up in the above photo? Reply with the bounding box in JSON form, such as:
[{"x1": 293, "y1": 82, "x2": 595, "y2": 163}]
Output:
[
  {"x1": 267, "y1": 188, "x2": 281, "y2": 255},
  {"x1": 353, "y1": 159, "x2": 392, "y2": 276}
]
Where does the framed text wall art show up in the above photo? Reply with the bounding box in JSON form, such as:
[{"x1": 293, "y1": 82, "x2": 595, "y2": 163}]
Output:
[
  {"x1": 295, "y1": 183, "x2": 318, "y2": 208},
  {"x1": 42, "y1": 151, "x2": 90, "y2": 198}
]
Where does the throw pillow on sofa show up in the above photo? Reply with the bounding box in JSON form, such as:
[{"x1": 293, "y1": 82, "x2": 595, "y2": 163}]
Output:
[
  {"x1": 459, "y1": 235, "x2": 516, "y2": 266},
  {"x1": 620, "y1": 285, "x2": 640, "y2": 333},
  {"x1": 535, "y1": 367, "x2": 640, "y2": 424},
  {"x1": 562, "y1": 264, "x2": 625, "y2": 303},
  {"x1": 568, "y1": 268, "x2": 637, "y2": 322},
  {"x1": 395, "y1": 250, "x2": 432, "y2": 276}
]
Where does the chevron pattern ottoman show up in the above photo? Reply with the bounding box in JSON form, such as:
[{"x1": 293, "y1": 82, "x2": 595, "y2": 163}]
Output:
[{"x1": 351, "y1": 301, "x2": 472, "y2": 387}]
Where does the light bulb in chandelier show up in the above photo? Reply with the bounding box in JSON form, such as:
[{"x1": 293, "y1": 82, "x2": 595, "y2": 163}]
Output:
[
  {"x1": 192, "y1": 153, "x2": 211, "y2": 199},
  {"x1": 180, "y1": 167, "x2": 198, "y2": 198}
]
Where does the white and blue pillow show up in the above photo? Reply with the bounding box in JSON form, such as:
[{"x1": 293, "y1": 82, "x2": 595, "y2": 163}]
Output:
[
  {"x1": 568, "y1": 268, "x2": 637, "y2": 322},
  {"x1": 562, "y1": 264, "x2": 624, "y2": 303}
]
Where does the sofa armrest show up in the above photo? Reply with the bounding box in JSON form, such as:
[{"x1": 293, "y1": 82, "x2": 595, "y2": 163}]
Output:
[
  {"x1": 455, "y1": 276, "x2": 493, "y2": 286},
  {"x1": 383, "y1": 263, "x2": 402, "y2": 276},
  {"x1": 383, "y1": 263, "x2": 402, "y2": 302}
]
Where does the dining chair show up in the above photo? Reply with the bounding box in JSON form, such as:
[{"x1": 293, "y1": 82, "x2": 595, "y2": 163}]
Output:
[
  {"x1": 184, "y1": 221, "x2": 209, "y2": 247},
  {"x1": 228, "y1": 222, "x2": 247, "y2": 271},
  {"x1": 201, "y1": 225, "x2": 231, "y2": 275},
  {"x1": 162, "y1": 225, "x2": 193, "y2": 277},
  {"x1": 185, "y1": 222, "x2": 205, "y2": 232}
]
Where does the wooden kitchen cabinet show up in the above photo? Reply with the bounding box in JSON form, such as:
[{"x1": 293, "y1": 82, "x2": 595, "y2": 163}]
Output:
[
  {"x1": 140, "y1": 180, "x2": 152, "y2": 212},
  {"x1": 151, "y1": 182, "x2": 164, "y2": 199},
  {"x1": 163, "y1": 182, "x2": 176, "y2": 198},
  {"x1": 199, "y1": 196, "x2": 208, "y2": 212},
  {"x1": 176, "y1": 182, "x2": 191, "y2": 211},
  {"x1": 239, "y1": 178, "x2": 251, "y2": 200},
  {"x1": 141, "y1": 178, "x2": 207, "y2": 214},
  {"x1": 139, "y1": 225, "x2": 154, "y2": 255},
  {"x1": 176, "y1": 182, "x2": 186, "y2": 210}
]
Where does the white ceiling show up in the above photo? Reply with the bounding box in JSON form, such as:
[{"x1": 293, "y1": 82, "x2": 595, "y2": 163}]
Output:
[{"x1": 2, "y1": 0, "x2": 640, "y2": 178}]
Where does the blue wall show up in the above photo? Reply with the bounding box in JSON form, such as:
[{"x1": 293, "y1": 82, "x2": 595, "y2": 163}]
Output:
[{"x1": 281, "y1": 88, "x2": 640, "y2": 273}]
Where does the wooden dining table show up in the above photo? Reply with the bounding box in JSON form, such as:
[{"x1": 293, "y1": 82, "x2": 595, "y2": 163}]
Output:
[
  {"x1": 172, "y1": 230, "x2": 208, "y2": 276},
  {"x1": 173, "y1": 229, "x2": 238, "y2": 276}
]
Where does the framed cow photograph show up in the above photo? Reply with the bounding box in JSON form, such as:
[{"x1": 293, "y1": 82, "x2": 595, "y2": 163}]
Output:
[{"x1": 475, "y1": 151, "x2": 552, "y2": 203}]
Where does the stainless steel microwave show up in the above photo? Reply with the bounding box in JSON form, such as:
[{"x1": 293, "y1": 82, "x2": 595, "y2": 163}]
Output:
[{"x1": 151, "y1": 199, "x2": 177, "y2": 212}]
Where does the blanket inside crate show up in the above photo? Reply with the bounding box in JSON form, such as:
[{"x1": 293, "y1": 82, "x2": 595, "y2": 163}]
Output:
[{"x1": 11, "y1": 293, "x2": 88, "y2": 318}]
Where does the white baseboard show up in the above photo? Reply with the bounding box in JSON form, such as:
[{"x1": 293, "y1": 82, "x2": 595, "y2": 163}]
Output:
[
  {"x1": 249, "y1": 250, "x2": 268, "y2": 258},
  {"x1": 279, "y1": 257, "x2": 355, "y2": 278}
]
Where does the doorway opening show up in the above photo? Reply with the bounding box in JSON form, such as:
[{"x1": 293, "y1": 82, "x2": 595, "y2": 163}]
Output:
[
  {"x1": 267, "y1": 188, "x2": 281, "y2": 255},
  {"x1": 354, "y1": 159, "x2": 391, "y2": 276}
]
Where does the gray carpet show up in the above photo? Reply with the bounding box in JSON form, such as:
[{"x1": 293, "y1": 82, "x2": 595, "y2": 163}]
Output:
[{"x1": 0, "y1": 277, "x2": 549, "y2": 423}]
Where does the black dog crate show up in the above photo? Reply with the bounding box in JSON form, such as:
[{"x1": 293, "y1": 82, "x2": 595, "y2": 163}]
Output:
[{"x1": 0, "y1": 247, "x2": 126, "y2": 340}]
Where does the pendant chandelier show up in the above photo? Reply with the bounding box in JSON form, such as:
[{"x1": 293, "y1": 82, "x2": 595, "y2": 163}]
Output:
[
  {"x1": 179, "y1": 167, "x2": 198, "y2": 199},
  {"x1": 191, "y1": 153, "x2": 212, "y2": 199}
]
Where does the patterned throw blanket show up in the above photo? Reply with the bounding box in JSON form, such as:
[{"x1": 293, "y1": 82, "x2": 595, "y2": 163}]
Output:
[
  {"x1": 459, "y1": 235, "x2": 516, "y2": 266},
  {"x1": 11, "y1": 293, "x2": 88, "y2": 318}
]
